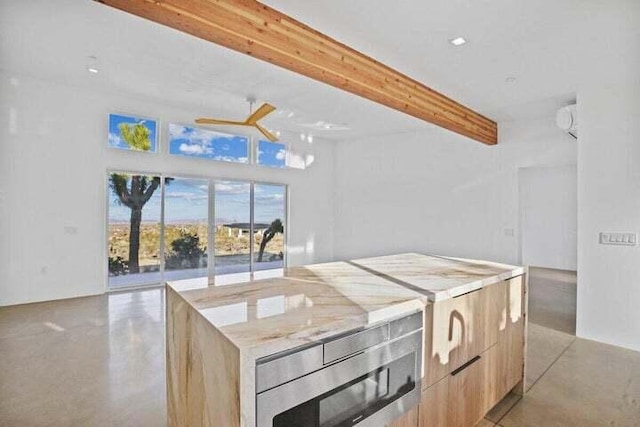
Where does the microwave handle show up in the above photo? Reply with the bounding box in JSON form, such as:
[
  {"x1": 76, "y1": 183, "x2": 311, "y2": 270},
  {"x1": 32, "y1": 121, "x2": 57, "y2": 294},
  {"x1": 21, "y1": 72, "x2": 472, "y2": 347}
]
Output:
[{"x1": 323, "y1": 323, "x2": 390, "y2": 364}]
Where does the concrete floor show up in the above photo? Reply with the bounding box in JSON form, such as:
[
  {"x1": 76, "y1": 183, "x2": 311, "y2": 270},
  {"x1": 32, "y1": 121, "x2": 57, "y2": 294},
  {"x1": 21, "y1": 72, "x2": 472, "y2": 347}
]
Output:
[
  {"x1": 1, "y1": 271, "x2": 639, "y2": 426},
  {"x1": 527, "y1": 267, "x2": 577, "y2": 335}
]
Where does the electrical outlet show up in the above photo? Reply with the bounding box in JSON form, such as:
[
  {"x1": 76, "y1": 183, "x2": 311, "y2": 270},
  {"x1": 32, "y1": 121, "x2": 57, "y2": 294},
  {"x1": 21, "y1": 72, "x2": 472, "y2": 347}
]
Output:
[{"x1": 599, "y1": 232, "x2": 638, "y2": 246}]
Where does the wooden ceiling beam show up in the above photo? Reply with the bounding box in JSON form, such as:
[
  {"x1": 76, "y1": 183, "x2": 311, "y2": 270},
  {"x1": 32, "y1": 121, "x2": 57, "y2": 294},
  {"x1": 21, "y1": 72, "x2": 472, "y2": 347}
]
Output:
[{"x1": 96, "y1": 0, "x2": 498, "y2": 145}]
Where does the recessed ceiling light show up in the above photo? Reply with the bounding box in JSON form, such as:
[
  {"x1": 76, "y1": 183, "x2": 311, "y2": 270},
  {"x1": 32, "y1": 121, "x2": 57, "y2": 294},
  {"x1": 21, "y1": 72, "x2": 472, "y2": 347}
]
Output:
[
  {"x1": 449, "y1": 37, "x2": 467, "y2": 46},
  {"x1": 87, "y1": 67, "x2": 99, "y2": 74}
]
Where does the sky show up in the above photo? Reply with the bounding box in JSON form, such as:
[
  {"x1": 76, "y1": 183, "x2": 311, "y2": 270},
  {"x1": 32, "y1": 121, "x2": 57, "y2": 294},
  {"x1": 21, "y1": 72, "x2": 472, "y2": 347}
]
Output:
[
  {"x1": 168, "y1": 124, "x2": 249, "y2": 163},
  {"x1": 108, "y1": 114, "x2": 158, "y2": 152},
  {"x1": 108, "y1": 177, "x2": 286, "y2": 225},
  {"x1": 258, "y1": 140, "x2": 286, "y2": 168},
  {"x1": 107, "y1": 120, "x2": 287, "y2": 225},
  {"x1": 108, "y1": 117, "x2": 286, "y2": 168}
]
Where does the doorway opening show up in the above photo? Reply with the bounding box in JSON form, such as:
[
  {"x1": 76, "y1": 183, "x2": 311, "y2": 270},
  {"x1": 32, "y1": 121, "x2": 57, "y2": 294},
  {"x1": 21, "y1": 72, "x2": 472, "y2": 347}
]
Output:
[{"x1": 519, "y1": 165, "x2": 577, "y2": 335}]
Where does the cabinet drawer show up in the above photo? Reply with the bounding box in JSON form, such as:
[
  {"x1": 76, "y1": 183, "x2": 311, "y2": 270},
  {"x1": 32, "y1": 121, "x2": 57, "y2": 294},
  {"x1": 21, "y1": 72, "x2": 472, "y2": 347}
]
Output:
[
  {"x1": 388, "y1": 405, "x2": 419, "y2": 427},
  {"x1": 483, "y1": 290, "x2": 524, "y2": 413},
  {"x1": 423, "y1": 276, "x2": 525, "y2": 389},
  {"x1": 418, "y1": 376, "x2": 448, "y2": 427},
  {"x1": 423, "y1": 287, "x2": 486, "y2": 387},
  {"x1": 484, "y1": 276, "x2": 524, "y2": 348},
  {"x1": 447, "y1": 352, "x2": 485, "y2": 427}
]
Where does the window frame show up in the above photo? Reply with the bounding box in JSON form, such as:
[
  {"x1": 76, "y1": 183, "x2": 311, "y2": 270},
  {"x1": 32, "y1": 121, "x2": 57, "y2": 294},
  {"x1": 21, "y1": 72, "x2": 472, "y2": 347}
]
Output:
[
  {"x1": 167, "y1": 122, "x2": 251, "y2": 164},
  {"x1": 105, "y1": 169, "x2": 288, "y2": 291},
  {"x1": 107, "y1": 112, "x2": 161, "y2": 154},
  {"x1": 256, "y1": 139, "x2": 289, "y2": 169}
]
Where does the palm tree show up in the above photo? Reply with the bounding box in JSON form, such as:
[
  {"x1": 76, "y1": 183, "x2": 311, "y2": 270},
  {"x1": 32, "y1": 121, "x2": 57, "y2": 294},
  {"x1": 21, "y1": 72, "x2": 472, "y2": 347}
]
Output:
[
  {"x1": 257, "y1": 218, "x2": 284, "y2": 262},
  {"x1": 109, "y1": 121, "x2": 169, "y2": 274}
]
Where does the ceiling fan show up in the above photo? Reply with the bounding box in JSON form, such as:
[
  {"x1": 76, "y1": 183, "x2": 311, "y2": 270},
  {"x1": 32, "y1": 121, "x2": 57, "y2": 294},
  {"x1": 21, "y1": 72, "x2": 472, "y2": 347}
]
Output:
[{"x1": 195, "y1": 98, "x2": 279, "y2": 142}]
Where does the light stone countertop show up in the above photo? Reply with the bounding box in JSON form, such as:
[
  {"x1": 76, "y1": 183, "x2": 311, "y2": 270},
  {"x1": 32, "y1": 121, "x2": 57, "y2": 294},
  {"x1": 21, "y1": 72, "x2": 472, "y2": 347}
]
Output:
[
  {"x1": 337, "y1": 252, "x2": 525, "y2": 302},
  {"x1": 167, "y1": 271, "x2": 427, "y2": 361},
  {"x1": 167, "y1": 252, "x2": 523, "y2": 359}
]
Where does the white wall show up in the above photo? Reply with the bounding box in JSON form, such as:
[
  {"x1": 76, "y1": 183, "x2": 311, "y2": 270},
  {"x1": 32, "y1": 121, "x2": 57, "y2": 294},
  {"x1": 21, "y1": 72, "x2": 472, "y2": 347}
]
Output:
[
  {"x1": 332, "y1": 116, "x2": 576, "y2": 265},
  {"x1": 0, "y1": 72, "x2": 335, "y2": 306},
  {"x1": 520, "y1": 165, "x2": 577, "y2": 270},
  {"x1": 576, "y1": 1, "x2": 640, "y2": 351}
]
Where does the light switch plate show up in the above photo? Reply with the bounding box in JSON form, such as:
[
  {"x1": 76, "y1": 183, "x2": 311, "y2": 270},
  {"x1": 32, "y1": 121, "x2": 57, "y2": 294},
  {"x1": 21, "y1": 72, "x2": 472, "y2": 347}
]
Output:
[{"x1": 599, "y1": 232, "x2": 638, "y2": 246}]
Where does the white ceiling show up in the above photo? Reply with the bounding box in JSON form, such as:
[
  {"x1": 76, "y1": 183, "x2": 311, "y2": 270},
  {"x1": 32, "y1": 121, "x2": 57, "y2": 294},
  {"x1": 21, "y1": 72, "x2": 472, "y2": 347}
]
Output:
[{"x1": 1, "y1": 0, "x2": 586, "y2": 143}]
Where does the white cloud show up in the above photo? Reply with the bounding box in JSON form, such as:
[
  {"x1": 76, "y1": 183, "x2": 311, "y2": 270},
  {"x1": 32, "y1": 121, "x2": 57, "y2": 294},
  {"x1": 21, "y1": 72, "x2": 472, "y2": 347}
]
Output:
[
  {"x1": 255, "y1": 193, "x2": 285, "y2": 203},
  {"x1": 179, "y1": 143, "x2": 206, "y2": 155},
  {"x1": 171, "y1": 124, "x2": 248, "y2": 161},
  {"x1": 216, "y1": 181, "x2": 250, "y2": 194},
  {"x1": 108, "y1": 132, "x2": 122, "y2": 147},
  {"x1": 275, "y1": 149, "x2": 286, "y2": 160}
]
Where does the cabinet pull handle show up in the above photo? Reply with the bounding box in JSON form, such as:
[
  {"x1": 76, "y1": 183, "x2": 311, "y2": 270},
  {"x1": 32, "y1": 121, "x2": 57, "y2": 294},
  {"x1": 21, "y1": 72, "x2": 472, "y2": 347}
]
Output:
[
  {"x1": 451, "y1": 355, "x2": 481, "y2": 376},
  {"x1": 453, "y1": 288, "x2": 482, "y2": 298}
]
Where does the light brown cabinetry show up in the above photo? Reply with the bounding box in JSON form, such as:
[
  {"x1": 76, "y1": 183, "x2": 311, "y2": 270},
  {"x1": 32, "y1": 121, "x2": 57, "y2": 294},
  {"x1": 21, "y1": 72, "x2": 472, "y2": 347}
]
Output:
[
  {"x1": 447, "y1": 354, "x2": 486, "y2": 427},
  {"x1": 417, "y1": 376, "x2": 449, "y2": 427},
  {"x1": 390, "y1": 275, "x2": 526, "y2": 427},
  {"x1": 389, "y1": 405, "x2": 419, "y2": 427},
  {"x1": 423, "y1": 287, "x2": 487, "y2": 388}
]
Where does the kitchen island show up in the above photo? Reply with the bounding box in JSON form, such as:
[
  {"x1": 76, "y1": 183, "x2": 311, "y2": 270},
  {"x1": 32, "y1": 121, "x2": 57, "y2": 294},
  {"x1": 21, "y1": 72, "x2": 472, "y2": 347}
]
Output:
[{"x1": 166, "y1": 253, "x2": 526, "y2": 427}]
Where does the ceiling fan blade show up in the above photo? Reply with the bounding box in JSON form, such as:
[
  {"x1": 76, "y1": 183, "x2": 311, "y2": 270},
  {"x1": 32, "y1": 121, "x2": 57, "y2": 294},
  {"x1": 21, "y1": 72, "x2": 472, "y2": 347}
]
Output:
[
  {"x1": 255, "y1": 123, "x2": 279, "y2": 142},
  {"x1": 246, "y1": 103, "x2": 276, "y2": 124},
  {"x1": 195, "y1": 118, "x2": 247, "y2": 126}
]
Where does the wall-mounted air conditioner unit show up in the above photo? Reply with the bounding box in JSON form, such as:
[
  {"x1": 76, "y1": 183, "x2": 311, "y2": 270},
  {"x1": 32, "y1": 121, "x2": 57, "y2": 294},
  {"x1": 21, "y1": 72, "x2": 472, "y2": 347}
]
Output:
[{"x1": 556, "y1": 104, "x2": 577, "y2": 139}]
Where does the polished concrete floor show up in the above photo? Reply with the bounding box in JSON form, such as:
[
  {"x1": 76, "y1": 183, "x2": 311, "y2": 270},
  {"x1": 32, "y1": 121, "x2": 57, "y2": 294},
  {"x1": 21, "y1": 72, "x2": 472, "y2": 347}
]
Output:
[
  {"x1": 527, "y1": 267, "x2": 577, "y2": 335},
  {"x1": 0, "y1": 289, "x2": 167, "y2": 426},
  {"x1": 1, "y1": 277, "x2": 639, "y2": 426}
]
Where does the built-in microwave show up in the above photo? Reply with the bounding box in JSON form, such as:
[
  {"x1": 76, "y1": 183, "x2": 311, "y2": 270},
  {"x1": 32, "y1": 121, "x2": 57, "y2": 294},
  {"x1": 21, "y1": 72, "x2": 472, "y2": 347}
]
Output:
[{"x1": 255, "y1": 310, "x2": 423, "y2": 427}]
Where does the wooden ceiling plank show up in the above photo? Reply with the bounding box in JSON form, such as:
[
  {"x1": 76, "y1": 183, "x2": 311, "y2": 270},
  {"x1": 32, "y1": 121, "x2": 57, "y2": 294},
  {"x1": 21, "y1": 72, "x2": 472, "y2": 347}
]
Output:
[
  {"x1": 208, "y1": 2, "x2": 497, "y2": 134},
  {"x1": 163, "y1": 1, "x2": 498, "y2": 141},
  {"x1": 96, "y1": 0, "x2": 497, "y2": 145},
  {"x1": 227, "y1": 1, "x2": 497, "y2": 131},
  {"x1": 127, "y1": 0, "x2": 497, "y2": 143}
]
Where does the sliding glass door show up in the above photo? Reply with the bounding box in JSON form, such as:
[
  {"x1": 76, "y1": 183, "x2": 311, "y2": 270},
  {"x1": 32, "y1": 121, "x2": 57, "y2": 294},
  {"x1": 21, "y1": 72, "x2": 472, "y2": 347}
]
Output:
[
  {"x1": 107, "y1": 174, "x2": 286, "y2": 289},
  {"x1": 214, "y1": 181, "x2": 251, "y2": 277},
  {"x1": 107, "y1": 172, "x2": 163, "y2": 289},
  {"x1": 163, "y1": 177, "x2": 209, "y2": 281},
  {"x1": 253, "y1": 184, "x2": 286, "y2": 272}
]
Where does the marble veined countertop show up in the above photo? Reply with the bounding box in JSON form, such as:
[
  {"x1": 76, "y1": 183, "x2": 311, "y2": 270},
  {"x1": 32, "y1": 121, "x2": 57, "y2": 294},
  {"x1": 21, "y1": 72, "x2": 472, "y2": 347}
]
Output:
[
  {"x1": 167, "y1": 253, "x2": 523, "y2": 359},
  {"x1": 333, "y1": 252, "x2": 525, "y2": 302},
  {"x1": 167, "y1": 272, "x2": 426, "y2": 361}
]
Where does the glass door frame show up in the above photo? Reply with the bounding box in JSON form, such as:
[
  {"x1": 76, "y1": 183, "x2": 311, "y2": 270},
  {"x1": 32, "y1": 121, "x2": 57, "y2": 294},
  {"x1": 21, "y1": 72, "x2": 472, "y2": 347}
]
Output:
[
  {"x1": 211, "y1": 178, "x2": 289, "y2": 281},
  {"x1": 105, "y1": 170, "x2": 288, "y2": 292}
]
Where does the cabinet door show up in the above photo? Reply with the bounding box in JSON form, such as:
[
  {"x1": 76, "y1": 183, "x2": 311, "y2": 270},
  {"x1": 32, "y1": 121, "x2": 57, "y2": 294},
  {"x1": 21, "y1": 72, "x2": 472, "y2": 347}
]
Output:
[
  {"x1": 447, "y1": 354, "x2": 485, "y2": 427},
  {"x1": 504, "y1": 276, "x2": 525, "y2": 392},
  {"x1": 481, "y1": 340, "x2": 507, "y2": 412},
  {"x1": 423, "y1": 302, "x2": 451, "y2": 388},
  {"x1": 448, "y1": 289, "x2": 486, "y2": 373},
  {"x1": 418, "y1": 376, "x2": 449, "y2": 427},
  {"x1": 483, "y1": 276, "x2": 525, "y2": 412},
  {"x1": 424, "y1": 289, "x2": 486, "y2": 388},
  {"x1": 388, "y1": 405, "x2": 419, "y2": 427},
  {"x1": 483, "y1": 279, "x2": 508, "y2": 350}
]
